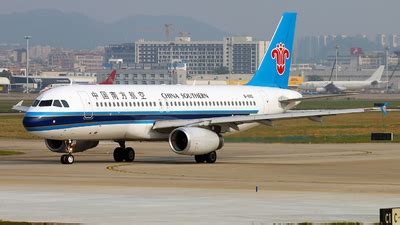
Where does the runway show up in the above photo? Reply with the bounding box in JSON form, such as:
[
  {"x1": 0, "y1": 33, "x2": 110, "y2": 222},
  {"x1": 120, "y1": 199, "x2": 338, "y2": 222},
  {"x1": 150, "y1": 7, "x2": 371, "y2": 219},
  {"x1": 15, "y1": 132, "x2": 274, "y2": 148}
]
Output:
[{"x1": 0, "y1": 139, "x2": 399, "y2": 224}]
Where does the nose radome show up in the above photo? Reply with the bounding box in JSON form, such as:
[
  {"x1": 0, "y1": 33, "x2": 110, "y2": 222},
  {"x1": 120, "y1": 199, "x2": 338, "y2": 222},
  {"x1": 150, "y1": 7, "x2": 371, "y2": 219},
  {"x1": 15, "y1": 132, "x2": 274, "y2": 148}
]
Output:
[{"x1": 22, "y1": 115, "x2": 43, "y2": 131}]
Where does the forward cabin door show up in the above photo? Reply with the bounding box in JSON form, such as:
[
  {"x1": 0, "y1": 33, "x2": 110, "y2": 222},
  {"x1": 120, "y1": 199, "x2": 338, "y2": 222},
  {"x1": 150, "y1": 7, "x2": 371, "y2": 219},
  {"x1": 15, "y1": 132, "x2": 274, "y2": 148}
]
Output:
[
  {"x1": 77, "y1": 91, "x2": 94, "y2": 120},
  {"x1": 159, "y1": 98, "x2": 169, "y2": 113},
  {"x1": 257, "y1": 89, "x2": 270, "y2": 114}
]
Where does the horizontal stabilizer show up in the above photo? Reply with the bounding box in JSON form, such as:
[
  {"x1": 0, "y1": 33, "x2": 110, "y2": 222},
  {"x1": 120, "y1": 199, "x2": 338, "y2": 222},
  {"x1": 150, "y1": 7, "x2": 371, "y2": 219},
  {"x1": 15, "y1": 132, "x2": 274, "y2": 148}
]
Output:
[
  {"x1": 12, "y1": 100, "x2": 29, "y2": 112},
  {"x1": 279, "y1": 93, "x2": 358, "y2": 104}
]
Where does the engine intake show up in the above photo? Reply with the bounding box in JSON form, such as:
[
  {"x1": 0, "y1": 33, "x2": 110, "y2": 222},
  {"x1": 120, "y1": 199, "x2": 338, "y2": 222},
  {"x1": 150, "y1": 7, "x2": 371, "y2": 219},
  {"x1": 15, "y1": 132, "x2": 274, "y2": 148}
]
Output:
[
  {"x1": 45, "y1": 139, "x2": 99, "y2": 153},
  {"x1": 169, "y1": 127, "x2": 223, "y2": 155}
]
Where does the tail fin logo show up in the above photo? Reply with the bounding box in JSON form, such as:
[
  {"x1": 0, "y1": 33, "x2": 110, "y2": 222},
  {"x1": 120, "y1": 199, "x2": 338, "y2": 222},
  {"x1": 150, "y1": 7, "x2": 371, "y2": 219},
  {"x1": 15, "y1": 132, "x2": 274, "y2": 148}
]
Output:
[{"x1": 271, "y1": 42, "x2": 290, "y2": 75}]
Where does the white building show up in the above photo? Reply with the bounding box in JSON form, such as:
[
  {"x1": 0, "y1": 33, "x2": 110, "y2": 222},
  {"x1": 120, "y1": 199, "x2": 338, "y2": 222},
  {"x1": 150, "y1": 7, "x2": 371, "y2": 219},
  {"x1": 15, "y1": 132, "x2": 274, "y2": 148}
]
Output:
[{"x1": 134, "y1": 36, "x2": 268, "y2": 75}]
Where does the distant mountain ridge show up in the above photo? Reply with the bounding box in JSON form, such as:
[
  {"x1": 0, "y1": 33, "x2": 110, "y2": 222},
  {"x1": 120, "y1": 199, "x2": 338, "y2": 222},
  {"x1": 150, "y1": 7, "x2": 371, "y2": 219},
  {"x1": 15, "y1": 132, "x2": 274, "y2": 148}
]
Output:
[{"x1": 0, "y1": 9, "x2": 232, "y2": 49}]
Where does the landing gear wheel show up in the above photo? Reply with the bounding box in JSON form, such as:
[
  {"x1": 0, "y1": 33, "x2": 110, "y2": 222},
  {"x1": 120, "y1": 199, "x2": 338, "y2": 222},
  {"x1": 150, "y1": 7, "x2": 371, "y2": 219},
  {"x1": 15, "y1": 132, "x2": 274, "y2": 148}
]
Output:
[
  {"x1": 194, "y1": 155, "x2": 206, "y2": 163},
  {"x1": 205, "y1": 151, "x2": 217, "y2": 163},
  {"x1": 113, "y1": 147, "x2": 125, "y2": 162},
  {"x1": 66, "y1": 154, "x2": 74, "y2": 164},
  {"x1": 125, "y1": 147, "x2": 135, "y2": 162},
  {"x1": 60, "y1": 154, "x2": 74, "y2": 164}
]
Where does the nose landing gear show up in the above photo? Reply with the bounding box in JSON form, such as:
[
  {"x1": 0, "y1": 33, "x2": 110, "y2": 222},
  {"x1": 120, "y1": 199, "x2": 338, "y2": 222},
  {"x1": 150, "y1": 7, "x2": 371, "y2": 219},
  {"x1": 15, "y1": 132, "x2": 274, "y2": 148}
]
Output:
[
  {"x1": 61, "y1": 154, "x2": 74, "y2": 164},
  {"x1": 61, "y1": 140, "x2": 75, "y2": 164}
]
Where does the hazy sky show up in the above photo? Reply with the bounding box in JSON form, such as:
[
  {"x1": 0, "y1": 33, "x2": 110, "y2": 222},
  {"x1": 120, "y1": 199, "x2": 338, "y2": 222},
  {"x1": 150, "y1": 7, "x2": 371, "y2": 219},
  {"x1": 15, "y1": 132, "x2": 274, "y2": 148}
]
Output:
[{"x1": 1, "y1": 0, "x2": 400, "y2": 38}]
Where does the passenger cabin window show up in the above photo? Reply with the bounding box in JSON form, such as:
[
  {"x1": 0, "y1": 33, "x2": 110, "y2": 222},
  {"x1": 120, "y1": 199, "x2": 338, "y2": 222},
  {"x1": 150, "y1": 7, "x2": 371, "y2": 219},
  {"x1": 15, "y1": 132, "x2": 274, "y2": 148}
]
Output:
[
  {"x1": 53, "y1": 100, "x2": 62, "y2": 107},
  {"x1": 32, "y1": 100, "x2": 40, "y2": 107},
  {"x1": 39, "y1": 100, "x2": 52, "y2": 107}
]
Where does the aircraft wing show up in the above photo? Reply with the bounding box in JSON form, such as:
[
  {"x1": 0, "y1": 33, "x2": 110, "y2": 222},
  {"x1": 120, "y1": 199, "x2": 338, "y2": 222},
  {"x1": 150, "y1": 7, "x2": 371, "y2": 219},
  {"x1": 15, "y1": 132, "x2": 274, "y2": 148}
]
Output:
[
  {"x1": 152, "y1": 108, "x2": 373, "y2": 131},
  {"x1": 12, "y1": 100, "x2": 29, "y2": 112}
]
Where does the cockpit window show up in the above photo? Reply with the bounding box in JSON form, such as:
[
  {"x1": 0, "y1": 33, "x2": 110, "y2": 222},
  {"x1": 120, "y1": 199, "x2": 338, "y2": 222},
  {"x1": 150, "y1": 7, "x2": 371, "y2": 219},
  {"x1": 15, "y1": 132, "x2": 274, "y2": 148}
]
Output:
[
  {"x1": 39, "y1": 100, "x2": 53, "y2": 107},
  {"x1": 61, "y1": 100, "x2": 69, "y2": 108},
  {"x1": 32, "y1": 100, "x2": 40, "y2": 107},
  {"x1": 53, "y1": 100, "x2": 62, "y2": 107}
]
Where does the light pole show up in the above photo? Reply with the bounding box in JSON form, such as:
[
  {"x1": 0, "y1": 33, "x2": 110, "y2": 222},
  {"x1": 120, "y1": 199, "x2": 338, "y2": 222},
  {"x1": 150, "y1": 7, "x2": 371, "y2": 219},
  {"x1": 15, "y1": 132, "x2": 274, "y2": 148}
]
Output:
[
  {"x1": 385, "y1": 46, "x2": 389, "y2": 93},
  {"x1": 335, "y1": 45, "x2": 339, "y2": 81},
  {"x1": 24, "y1": 36, "x2": 31, "y2": 94}
]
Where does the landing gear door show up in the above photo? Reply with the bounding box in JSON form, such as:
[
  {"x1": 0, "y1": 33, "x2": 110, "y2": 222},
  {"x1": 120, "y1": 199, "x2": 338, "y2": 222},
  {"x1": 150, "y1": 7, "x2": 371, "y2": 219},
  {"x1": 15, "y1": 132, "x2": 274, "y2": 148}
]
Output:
[{"x1": 78, "y1": 91, "x2": 94, "y2": 120}]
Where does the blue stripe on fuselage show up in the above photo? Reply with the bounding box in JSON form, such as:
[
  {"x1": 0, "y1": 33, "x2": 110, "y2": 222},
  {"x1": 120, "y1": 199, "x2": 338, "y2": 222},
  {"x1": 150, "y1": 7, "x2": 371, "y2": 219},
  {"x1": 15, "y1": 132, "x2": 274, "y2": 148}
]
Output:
[
  {"x1": 25, "y1": 110, "x2": 256, "y2": 117},
  {"x1": 23, "y1": 110, "x2": 258, "y2": 132}
]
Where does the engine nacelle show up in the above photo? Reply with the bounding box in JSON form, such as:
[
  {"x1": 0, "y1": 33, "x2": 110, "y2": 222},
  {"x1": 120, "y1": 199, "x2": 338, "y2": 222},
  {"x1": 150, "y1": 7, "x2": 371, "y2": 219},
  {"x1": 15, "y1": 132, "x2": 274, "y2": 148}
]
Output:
[
  {"x1": 316, "y1": 87, "x2": 326, "y2": 93},
  {"x1": 45, "y1": 139, "x2": 99, "y2": 153},
  {"x1": 169, "y1": 127, "x2": 224, "y2": 155}
]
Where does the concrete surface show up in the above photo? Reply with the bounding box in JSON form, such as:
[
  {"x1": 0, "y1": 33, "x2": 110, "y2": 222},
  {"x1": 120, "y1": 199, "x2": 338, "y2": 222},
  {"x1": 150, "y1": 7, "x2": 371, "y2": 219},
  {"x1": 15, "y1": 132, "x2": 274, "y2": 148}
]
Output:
[{"x1": 1, "y1": 139, "x2": 399, "y2": 224}]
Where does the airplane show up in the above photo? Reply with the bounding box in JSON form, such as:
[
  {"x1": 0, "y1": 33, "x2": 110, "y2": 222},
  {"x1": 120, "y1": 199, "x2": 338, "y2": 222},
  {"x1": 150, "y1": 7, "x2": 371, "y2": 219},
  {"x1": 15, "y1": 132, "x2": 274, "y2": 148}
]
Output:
[
  {"x1": 14, "y1": 12, "x2": 375, "y2": 164},
  {"x1": 298, "y1": 66, "x2": 385, "y2": 94},
  {"x1": 39, "y1": 70, "x2": 117, "y2": 93}
]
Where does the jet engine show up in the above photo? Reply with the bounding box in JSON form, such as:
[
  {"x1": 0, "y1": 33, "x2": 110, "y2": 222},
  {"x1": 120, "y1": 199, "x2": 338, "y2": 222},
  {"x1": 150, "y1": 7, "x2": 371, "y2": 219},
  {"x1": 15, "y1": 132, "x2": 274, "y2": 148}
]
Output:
[
  {"x1": 169, "y1": 127, "x2": 224, "y2": 155},
  {"x1": 45, "y1": 139, "x2": 99, "y2": 153},
  {"x1": 316, "y1": 87, "x2": 326, "y2": 93}
]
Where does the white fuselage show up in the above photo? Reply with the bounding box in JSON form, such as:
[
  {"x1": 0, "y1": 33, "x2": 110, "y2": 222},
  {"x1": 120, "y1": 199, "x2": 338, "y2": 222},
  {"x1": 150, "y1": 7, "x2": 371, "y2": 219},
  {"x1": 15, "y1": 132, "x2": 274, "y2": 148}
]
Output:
[
  {"x1": 298, "y1": 80, "x2": 373, "y2": 92},
  {"x1": 23, "y1": 85, "x2": 302, "y2": 141}
]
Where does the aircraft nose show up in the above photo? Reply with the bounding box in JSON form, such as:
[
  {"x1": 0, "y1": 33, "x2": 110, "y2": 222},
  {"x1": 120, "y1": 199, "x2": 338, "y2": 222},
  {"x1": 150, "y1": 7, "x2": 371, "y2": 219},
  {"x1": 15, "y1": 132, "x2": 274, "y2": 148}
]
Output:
[
  {"x1": 22, "y1": 115, "x2": 37, "y2": 131},
  {"x1": 22, "y1": 114, "x2": 46, "y2": 132}
]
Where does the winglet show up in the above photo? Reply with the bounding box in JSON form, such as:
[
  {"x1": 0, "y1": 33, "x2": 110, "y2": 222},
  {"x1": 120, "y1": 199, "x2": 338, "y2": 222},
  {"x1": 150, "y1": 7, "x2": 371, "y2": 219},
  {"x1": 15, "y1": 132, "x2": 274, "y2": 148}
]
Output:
[{"x1": 380, "y1": 102, "x2": 389, "y2": 116}]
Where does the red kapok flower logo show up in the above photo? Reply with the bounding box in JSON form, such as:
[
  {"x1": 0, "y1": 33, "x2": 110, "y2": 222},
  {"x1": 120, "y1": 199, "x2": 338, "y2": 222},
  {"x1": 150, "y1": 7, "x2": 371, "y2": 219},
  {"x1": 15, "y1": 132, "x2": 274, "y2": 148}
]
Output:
[{"x1": 271, "y1": 42, "x2": 290, "y2": 75}]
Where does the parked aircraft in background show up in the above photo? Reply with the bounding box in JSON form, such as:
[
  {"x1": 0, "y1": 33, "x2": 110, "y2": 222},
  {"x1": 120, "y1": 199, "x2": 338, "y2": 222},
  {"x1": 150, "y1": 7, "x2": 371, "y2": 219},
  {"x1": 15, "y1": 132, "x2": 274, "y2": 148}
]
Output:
[
  {"x1": 298, "y1": 66, "x2": 385, "y2": 94},
  {"x1": 14, "y1": 13, "x2": 375, "y2": 164},
  {"x1": 98, "y1": 70, "x2": 117, "y2": 85},
  {"x1": 39, "y1": 70, "x2": 117, "y2": 93}
]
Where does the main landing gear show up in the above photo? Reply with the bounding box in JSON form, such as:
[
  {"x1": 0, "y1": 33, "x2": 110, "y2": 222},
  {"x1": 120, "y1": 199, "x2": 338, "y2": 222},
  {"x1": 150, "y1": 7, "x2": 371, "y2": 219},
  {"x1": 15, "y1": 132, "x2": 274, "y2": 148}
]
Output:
[
  {"x1": 194, "y1": 151, "x2": 217, "y2": 164},
  {"x1": 113, "y1": 141, "x2": 135, "y2": 162}
]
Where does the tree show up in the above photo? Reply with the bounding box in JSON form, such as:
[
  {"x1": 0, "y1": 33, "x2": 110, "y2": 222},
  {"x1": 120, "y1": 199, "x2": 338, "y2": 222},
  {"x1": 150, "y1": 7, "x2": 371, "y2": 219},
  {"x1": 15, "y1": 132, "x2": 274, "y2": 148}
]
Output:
[{"x1": 0, "y1": 70, "x2": 11, "y2": 79}]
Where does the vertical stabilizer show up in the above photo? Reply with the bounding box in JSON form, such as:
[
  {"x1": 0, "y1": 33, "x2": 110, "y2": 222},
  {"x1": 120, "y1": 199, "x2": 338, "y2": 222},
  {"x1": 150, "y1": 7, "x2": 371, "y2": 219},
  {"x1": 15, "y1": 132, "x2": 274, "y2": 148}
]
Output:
[
  {"x1": 366, "y1": 66, "x2": 384, "y2": 82},
  {"x1": 247, "y1": 12, "x2": 297, "y2": 88}
]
